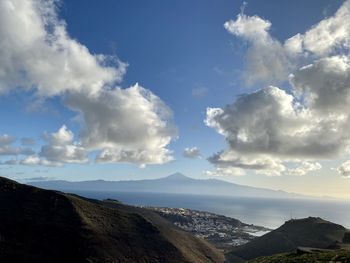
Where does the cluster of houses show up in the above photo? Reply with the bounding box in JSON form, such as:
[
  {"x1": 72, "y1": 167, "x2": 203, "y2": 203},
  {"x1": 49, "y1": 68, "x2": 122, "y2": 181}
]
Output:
[{"x1": 149, "y1": 207, "x2": 270, "y2": 249}]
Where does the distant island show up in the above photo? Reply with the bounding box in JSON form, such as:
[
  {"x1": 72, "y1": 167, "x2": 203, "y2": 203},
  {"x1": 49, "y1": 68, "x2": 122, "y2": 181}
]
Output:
[{"x1": 28, "y1": 172, "x2": 310, "y2": 199}]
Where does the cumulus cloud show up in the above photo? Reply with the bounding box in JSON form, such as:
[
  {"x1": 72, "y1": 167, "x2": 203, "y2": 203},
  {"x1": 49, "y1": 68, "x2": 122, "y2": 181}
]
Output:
[
  {"x1": 207, "y1": 1, "x2": 350, "y2": 176},
  {"x1": 0, "y1": 0, "x2": 177, "y2": 166},
  {"x1": 0, "y1": 147, "x2": 34, "y2": 156},
  {"x1": 39, "y1": 125, "x2": 88, "y2": 164},
  {"x1": 21, "y1": 125, "x2": 87, "y2": 167},
  {"x1": 66, "y1": 84, "x2": 177, "y2": 165},
  {"x1": 291, "y1": 56, "x2": 350, "y2": 113},
  {"x1": 224, "y1": 13, "x2": 293, "y2": 86},
  {"x1": 337, "y1": 160, "x2": 350, "y2": 177},
  {"x1": 183, "y1": 147, "x2": 201, "y2": 159},
  {"x1": 96, "y1": 148, "x2": 173, "y2": 165},
  {"x1": 0, "y1": 134, "x2": 34, "y2": 156},
  {"x1": 0, "y1": 0, "x2": 124, "y2": 96},
  {"x1": 288, "y1": 161, "x2": 322, "y2": 176},
  {"x1": 207, "y1": 149, "x2": 286, "y2": 176},
  {"x1": 204, "y1": 167, "x2": 245, "y2": 177},
  {"x1": 224, "y1": 1, "x2": 350, "y2": 86},
  {"x1": 206, "y1": 85, "x2": 350, "y2": 160},
  {"x1": 293, "y1": 1, "x2": 350, "y2": 56},
  {"x1": 0, "y1": 127, "x2": 84, "y2": 166},
  {"x1": 20, "y1": 155, "x2": 61, "y2": 167}
]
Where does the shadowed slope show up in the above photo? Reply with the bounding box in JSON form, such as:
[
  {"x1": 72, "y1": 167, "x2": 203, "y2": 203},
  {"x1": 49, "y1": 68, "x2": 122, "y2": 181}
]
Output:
[{"x1": 0, "y1": 177, "x2": 224, "y2": 263}]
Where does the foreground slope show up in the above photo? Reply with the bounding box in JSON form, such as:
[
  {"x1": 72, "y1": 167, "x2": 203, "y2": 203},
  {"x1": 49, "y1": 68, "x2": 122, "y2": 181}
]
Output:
[
  {"x1": 247, "y1": 249, "x2": 350, "y2": 263},
  {"x1": 226, "y1": 217, "x2": 350, "y2": 262},
  {"x1": 0, "y1": 176, "x2": 224, "y2": 263}
]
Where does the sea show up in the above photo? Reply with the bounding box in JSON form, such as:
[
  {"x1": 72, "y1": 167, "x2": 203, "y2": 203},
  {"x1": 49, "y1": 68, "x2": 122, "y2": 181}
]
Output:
[{"x1": 74, "y1": 191, "x2": 350, "y2": 229}]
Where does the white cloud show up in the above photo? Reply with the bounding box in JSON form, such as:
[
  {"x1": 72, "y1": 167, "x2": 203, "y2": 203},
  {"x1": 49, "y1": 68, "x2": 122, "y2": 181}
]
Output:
[
  {"x1": 18, "y1": 126, "x2": 86, "y2": 167},
  {"x1": 204, "y1": 166, "x2": 245, "y2": 177},
  {"x1": 20, "y1": 155, "x2": 61, "y2": 167},
  {"x1": 224, "y1": 13, "x2": 293, "y2": 86},
  {"x1": 0, "y1": 134, "x2": 34, "y2": 156},
  {"x1": 0, "y1": 127, "x2": 84, "y2": 166},
  {"x1": 295, "y1": 1, "x2": 350, "y2": 56},
  {"x1": 0, "y1": 147, "x2": 34, "y2": 156},
  {"x1": 39, "y1": 125, "x2": 88, "y2": 164},
  {"x1": 206, "y1": 84, "x2": 350, "y2": 160},
  {"x1": 291, "y1": 55, "x2": 350, "y2": 113},
  {"x1": 207, "y1": 1, "x2": 350, "y2": 176},
  {"x1": 0, "y1": 0, "x2": 177, "y2": 166},
  {"x1": 208, "y1": 149, "x2": 286, "y2": 176},
  {"x1": 224, "y1": 13, "x2": 271, "y2": 41},
  {"x1": 224, "y1": 1, "x2": 350, "y2": 85},
  {"x1": 66, "y1": 84, "x2": 177, "y2": 165},
  {"x1": 337, "y1": 160, "x2": 350, "y2": 177},
  {"x1": 205, "y1": 84, "x2": 342, "y2": 176},
  {"x1": 183, "y1": 147, "x2": 201, "y2": 159},
  {"x1": 0, "y1": 0, "x2": 124, "y2": 96},
  {"x1": 96, "y1": 148, "x2": 173, "y2": 165},
  {"x1": 288, "y1": 161, "x2": 322, "y2": 176},
  {"x1": 284, "y1": 34, "x2": 304, "y2": 54}
]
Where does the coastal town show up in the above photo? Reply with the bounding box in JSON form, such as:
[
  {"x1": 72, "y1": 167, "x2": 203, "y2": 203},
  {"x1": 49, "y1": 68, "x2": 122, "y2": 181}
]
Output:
[{"x1": 148, "y1": 207, "x2": 271, "y2": 250}]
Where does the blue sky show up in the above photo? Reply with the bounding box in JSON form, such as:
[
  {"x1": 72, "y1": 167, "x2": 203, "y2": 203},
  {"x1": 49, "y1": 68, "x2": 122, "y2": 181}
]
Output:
[{"x1": 1, "y1": 0, "x2": 350, "y2": 198}]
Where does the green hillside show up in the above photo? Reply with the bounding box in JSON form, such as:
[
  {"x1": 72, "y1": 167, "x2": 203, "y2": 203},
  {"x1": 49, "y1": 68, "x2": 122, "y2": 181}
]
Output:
[{"x1": 248, "y1": 249, "x2": 350, "y2": 263}]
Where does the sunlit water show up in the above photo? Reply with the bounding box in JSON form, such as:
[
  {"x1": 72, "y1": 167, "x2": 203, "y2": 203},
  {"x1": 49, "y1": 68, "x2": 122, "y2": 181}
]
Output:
[{"x1": 72, "y1": 191, "x2": 350, "y2": 229}]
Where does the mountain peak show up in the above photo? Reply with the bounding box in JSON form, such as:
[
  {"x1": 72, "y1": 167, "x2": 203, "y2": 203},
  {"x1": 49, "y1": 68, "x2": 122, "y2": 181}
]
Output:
[{"x1": 164, "y1": 173, "x2": 190, "y2": 180}]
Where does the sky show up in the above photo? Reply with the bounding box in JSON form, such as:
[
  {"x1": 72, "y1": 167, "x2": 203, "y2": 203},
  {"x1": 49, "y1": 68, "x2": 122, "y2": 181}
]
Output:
[{"x1": 1, "y1": 0, "x2": 350, "y2": 198}]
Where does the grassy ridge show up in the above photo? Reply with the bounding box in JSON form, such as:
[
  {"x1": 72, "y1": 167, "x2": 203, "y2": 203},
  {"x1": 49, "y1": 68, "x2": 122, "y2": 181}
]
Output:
[
  {"x1": 248, "y1": 250, "x2": 350, "y2": 263},
  {"x1": 226, "y1": 217, "x2": 350, "y2": 262}
]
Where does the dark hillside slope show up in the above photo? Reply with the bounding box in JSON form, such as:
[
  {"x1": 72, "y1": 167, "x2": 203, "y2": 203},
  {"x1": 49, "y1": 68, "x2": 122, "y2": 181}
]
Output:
[
  {"x1": 100, "y1": 199, "x2": 226, "y2": 262},
  {"x1": 226, "y1": 217, "x2": 350, "y2": 262},
  {"x1": 0, "y1": 177, "x2": 224, "y2": 263}
]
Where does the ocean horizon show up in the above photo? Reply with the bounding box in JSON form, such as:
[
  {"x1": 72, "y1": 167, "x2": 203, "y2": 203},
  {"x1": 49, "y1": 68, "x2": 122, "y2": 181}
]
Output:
[{"x1": 70, "y1": 190, "x2": 350, "y2": 229}]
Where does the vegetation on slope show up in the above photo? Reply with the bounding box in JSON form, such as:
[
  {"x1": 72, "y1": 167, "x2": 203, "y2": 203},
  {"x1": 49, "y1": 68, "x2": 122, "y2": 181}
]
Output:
[
  {"x1": 0, "y1": 176, "x2": 224, "y2": 263},
  {"x1": 247, "y1": 249, "x2": 350, "y2": 263},
  {"x1": 226, "y1": 217, "x2": 350, "y2": 262}
]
